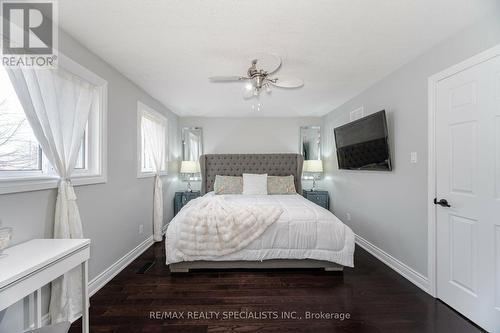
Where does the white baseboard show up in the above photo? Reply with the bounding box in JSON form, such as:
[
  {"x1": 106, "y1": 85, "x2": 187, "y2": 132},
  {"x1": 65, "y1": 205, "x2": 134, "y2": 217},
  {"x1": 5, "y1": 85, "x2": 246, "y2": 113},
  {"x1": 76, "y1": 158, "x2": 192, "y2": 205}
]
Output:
[
  {"x1": 23, "y1": 313, "x2": 51, "y2": 332},
  {"x1": 42, "y1": 313, "x2": 50, "y2": 326},
  {"x1": 355, "y1": 234, "x2": 430, "y2": 294},
  {"x1": 88, "y1": 235, "x2": 154, "y2": 297}
]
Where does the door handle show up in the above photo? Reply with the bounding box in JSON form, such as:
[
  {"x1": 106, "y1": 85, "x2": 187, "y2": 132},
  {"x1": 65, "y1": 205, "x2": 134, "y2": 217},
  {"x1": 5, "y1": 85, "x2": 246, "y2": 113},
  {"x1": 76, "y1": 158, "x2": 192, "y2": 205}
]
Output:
[{"x1": 434, "y1": 198, "x2": 451, "y2": 207}]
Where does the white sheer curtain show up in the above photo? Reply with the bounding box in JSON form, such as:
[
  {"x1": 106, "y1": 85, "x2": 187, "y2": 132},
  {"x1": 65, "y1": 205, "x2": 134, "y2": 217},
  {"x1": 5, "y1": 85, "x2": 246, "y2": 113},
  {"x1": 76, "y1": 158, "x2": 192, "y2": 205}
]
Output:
[
  {"x1": 7, "y1": 67, "x2": 95, "y2": 323},
  {"x1": 142, "y1": 116, "x2": 166, "y2": 242}
]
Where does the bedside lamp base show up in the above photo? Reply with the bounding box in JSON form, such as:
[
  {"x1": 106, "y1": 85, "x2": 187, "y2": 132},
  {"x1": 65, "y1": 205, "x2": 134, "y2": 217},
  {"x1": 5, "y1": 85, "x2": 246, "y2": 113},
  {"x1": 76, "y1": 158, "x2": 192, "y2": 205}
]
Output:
[{"x1": 311, "y1": 177, "x2": 317, "y2": 191}]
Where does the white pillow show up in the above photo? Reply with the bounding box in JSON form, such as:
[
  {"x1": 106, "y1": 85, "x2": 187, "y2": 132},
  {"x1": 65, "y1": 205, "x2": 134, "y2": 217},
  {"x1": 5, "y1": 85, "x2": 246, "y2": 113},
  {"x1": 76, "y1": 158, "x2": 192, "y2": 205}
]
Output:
[{"x1": 242, "y1": 173, "x2": 268, "y2": 195}]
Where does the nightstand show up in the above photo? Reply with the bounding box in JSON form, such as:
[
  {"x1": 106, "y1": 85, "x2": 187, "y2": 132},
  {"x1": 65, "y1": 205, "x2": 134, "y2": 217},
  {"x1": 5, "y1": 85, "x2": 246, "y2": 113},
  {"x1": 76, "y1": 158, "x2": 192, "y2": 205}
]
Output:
[
  {"x1": 174, "y1": 191, "x2": 201, "y2": 216},
  {"x1": 303, "y1": 190, "x2": 329, "y2": 210}
]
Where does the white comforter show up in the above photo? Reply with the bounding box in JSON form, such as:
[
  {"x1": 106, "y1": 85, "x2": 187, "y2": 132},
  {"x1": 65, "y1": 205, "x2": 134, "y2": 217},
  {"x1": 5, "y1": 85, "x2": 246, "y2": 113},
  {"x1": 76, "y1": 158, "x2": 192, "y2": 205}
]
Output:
[{"x1": 166, "y1": 192, "x2": 355, "y2": 267}]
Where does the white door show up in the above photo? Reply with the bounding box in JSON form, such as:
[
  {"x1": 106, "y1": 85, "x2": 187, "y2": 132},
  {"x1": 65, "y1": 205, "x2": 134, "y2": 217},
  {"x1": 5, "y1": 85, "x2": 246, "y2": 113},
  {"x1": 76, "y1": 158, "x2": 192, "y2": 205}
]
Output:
[{"x1": 435, "y1": 53, "x2": 500, "y2": 332}]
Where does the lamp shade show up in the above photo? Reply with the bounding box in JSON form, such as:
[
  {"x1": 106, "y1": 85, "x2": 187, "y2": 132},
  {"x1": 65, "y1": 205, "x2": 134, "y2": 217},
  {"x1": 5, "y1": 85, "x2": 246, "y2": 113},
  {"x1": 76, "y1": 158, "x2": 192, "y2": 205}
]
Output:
[
  {"x1": 303, "y1": 160, "x2": 323, "y2": 173},
  {"x1": 180, "y1": 161, "x2": 200, "y2": 174}
]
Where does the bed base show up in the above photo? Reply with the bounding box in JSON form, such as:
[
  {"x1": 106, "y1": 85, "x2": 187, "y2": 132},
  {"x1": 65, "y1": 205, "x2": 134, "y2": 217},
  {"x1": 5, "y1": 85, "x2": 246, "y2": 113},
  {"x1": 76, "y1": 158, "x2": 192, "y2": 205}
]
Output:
[{"x1": 169, "y1": 259, "x2": 343, "y2": 273}]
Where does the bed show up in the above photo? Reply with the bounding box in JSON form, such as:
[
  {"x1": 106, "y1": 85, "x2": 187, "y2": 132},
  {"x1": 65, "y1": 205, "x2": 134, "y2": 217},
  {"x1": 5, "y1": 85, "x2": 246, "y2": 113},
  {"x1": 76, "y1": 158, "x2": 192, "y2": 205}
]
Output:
[{"x1": 165, "y1": 153, "x2": 355, "y2": 272}]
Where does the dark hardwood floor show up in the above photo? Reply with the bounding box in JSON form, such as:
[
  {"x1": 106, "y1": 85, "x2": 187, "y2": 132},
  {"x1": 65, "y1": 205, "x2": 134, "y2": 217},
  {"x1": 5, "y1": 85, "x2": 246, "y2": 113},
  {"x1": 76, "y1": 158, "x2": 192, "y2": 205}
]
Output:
[{"x1": 70, "y1": 240, "x2": 481, "y2": 333}]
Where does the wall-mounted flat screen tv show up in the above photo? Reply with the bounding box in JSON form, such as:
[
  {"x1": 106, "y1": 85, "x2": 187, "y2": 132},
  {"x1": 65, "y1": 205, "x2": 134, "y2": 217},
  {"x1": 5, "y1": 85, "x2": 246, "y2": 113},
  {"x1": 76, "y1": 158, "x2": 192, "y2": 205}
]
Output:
[{"x1": 334, "y1": 110, "x2": 392, "y2": 171}]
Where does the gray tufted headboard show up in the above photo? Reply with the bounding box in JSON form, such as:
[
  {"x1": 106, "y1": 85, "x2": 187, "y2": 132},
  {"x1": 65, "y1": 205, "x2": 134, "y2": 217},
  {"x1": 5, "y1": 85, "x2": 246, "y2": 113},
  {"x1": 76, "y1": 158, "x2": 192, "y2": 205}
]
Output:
[{"x1": 200, "y1": 154, "x2": 304, "y2": 194}]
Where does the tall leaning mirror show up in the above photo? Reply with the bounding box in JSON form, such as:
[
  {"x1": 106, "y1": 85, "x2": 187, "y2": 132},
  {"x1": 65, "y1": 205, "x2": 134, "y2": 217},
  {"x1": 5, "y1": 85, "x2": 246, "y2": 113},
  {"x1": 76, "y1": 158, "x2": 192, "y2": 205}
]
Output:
[
  {"x1": 300, "y1": 126, "x2": 322, "y2": 190},
  {"x1": 300, "y1": 126, "x2": 321, "y2": 160},
  {"x1": 182, "y1": 127, "x2": 203, "y2": 161},
  {"x1": 181, "y1": 127, "x2": 203, "y2": 188}
]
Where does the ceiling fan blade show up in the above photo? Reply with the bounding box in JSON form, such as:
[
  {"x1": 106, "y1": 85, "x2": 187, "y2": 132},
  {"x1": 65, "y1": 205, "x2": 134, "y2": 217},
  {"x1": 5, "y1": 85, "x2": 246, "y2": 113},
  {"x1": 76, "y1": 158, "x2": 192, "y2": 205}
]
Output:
[
  {"x1": 208, "y1": 76, "x2": 245, "y2": 82},
  {"x1": 271, "y1": 77, "x2": 304, "y2": 88},
  {"x1": 250, "y1": 53, "x2": 282, "y2": 74}
]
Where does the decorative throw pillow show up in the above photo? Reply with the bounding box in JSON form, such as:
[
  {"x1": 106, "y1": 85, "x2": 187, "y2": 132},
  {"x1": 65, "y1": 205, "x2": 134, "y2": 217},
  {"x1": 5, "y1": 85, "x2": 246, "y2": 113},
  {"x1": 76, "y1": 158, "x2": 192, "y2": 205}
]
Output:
[
  {"x1": 267, "y1": 175, "x2": 297, "y2": 194},
  {"x1": 242, "y1": 173, "x2": 268, "y2": 195},
  {"x1": 214, "y1": 175, "x2": 243, "y2": 194}
]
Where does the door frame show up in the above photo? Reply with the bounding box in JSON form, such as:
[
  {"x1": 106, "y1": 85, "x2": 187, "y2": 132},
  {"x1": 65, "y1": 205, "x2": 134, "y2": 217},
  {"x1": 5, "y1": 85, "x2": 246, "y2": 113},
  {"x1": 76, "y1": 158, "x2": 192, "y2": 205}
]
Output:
[{"x1": 427, "y1": 44, "x2": 500, "y2": 297}]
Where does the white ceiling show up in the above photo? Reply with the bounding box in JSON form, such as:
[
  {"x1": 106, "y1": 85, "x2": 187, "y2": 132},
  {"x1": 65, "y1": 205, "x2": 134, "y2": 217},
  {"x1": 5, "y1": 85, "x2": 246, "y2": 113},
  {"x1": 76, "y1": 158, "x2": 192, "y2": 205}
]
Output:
[{"x1": 58, "y1": 0, "x2": 498, "y2": 117}]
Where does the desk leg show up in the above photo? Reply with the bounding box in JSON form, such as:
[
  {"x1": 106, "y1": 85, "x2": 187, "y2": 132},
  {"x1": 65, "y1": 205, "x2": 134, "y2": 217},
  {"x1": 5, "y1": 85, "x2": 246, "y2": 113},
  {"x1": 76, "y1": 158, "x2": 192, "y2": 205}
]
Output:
[
  {"x1": 34, "y1": 288, "x2": 42, "y2": 328},
  {"x1": 81, "y1": 261, "x2": 89, "y2": 333}
]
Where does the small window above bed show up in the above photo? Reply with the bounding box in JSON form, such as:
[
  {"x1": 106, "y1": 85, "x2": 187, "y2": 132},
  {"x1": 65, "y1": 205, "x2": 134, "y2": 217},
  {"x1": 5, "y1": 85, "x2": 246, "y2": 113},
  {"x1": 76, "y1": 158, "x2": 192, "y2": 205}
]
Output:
[{"x1": 137, "y1": 102, "x2": 168, "y2": 178}]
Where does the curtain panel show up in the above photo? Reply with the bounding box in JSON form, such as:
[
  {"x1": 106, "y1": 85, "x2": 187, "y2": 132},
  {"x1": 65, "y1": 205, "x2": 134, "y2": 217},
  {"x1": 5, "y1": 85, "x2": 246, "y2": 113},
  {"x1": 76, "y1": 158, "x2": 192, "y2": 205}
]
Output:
[
  {"x1": 142, "y1": 116, "x2": 166, "y2": 242},
  {"x1": 7, "y1": 66, "x2": 95, "y2": 323}
]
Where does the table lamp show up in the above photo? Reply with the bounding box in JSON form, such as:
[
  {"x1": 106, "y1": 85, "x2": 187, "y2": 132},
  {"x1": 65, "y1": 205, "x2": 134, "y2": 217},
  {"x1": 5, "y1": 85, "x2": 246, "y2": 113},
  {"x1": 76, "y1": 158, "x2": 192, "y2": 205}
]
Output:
[
  {"x1": 303, "y1": 160, "x2": 323, "y2": 191},
  {"x1": 180, "y1": 161, "x2": 200, "y2": 192}
]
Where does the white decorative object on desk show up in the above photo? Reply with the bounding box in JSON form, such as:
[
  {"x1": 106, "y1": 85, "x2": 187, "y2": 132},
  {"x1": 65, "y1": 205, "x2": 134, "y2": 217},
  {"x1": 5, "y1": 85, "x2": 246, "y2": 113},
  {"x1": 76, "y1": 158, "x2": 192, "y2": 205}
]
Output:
[{"x1": 0, "y1": 239, "x2": 91, "y2": 333}]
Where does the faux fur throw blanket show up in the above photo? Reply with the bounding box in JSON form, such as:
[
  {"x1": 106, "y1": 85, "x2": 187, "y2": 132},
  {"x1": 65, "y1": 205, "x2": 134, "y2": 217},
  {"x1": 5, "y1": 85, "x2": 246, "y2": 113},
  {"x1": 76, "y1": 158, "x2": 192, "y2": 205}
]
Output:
[{"x1": 177, "y1": 195, "x2": 283, "y2": 257}]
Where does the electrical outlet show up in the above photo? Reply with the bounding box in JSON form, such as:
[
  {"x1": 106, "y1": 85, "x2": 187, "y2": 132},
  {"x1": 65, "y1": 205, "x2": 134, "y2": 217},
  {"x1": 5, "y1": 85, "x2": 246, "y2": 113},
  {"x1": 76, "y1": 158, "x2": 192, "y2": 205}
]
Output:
[
  {"x1": 139, "y1": 224, "x2": 144, "y2": 234},
  {"x1": 346, "y1": 213, "x2": 351, "y2": 221}
]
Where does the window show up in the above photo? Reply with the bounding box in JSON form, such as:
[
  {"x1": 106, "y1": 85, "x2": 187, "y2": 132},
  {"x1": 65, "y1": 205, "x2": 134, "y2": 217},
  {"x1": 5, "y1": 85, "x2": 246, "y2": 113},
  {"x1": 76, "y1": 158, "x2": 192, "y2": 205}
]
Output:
[
  {"x1": 137, "y1": 102, "x2": 168, "y2": 178},
  {"x1": 0, "y1": 55, "x2": 108, "y2": 194},
  {"x1": 0, "y1": 66, "x2": 42, "y2": 172}
]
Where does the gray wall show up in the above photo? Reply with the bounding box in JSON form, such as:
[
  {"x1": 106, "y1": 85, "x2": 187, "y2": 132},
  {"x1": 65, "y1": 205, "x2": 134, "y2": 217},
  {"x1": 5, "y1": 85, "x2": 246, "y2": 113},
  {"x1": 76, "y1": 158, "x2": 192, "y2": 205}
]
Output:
[
  {"x1": 180, "y1": 117, "x2": 321, "y2": 154},
  {"x1": 322, "y1": 13, "x2": 500, "y2": 277},
  {"x1": 0, "y1": 30, "x2": 181, "y2": 332}
]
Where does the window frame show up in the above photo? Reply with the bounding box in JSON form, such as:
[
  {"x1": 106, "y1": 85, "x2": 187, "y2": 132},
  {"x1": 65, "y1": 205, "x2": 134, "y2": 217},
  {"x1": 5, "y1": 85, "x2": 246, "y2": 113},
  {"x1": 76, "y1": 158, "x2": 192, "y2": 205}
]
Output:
[
  {"x1": 137, "y1": 101, "x2": 168, "y2": 179},
  {"x1": 0, "y1": 53, "x2": 108, "y2": 194}
]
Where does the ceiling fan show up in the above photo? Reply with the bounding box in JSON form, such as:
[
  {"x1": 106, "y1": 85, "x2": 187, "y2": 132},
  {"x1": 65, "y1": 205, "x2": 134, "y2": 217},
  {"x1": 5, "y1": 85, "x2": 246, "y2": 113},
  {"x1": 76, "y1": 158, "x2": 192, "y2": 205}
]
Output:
[{"x1": 208, "y1": 53, "x2": 304, "y2": 100}]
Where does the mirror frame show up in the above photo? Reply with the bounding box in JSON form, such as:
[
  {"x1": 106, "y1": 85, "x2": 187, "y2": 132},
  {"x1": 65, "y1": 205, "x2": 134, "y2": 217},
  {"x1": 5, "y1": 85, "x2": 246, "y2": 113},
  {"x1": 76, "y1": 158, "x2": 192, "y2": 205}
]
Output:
[
  {"x1": 181, "y1": 127, "x2": 203, "y2": 162},
  {"x1": 299, "y1": 126, "x2": 321, "y2": 161}
]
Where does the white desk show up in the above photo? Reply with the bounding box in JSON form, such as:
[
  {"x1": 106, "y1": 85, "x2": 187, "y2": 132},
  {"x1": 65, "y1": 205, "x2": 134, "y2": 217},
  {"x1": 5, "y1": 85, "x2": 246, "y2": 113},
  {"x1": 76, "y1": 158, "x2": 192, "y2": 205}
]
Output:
[{"x1": 0, "y1": 239, "x2": 91, "y2": 333}]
